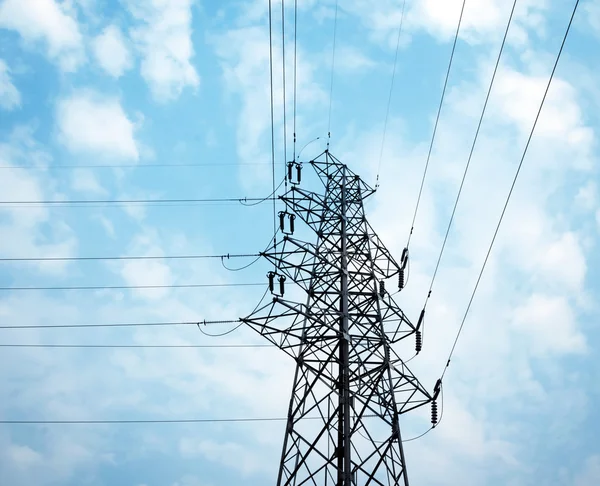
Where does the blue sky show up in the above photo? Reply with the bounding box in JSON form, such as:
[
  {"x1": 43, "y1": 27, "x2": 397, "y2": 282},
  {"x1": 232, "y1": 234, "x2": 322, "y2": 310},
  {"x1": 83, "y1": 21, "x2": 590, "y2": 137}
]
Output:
[{"x1": 1, "y1": 0, "x2": 600, "y2": 485}]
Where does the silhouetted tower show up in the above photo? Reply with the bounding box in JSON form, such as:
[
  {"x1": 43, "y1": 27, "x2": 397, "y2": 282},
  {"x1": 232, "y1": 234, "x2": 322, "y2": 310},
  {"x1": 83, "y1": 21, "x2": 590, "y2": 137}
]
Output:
[{"x1": 244, "y1": 151, "x2": 439, "y2": 485}]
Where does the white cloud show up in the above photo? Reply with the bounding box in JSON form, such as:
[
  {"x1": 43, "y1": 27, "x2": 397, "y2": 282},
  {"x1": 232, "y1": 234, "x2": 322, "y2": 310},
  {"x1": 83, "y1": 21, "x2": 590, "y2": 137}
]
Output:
[
  {"x1": 5, "y1": 444, "x2": 43, "y2": 469},
  {"x1": 56, "y1": 90, "x2": 139, "y2": 160},
  {"x1": 92, "y1": 25, "x2": 133, "y2": 77},
  {"x1": 120, "y1": 259, "x2": 173, "y2": 300},
  {"x1": 171, "y1": 476, "x2": 205, "y2": 486},
  {"x1": 0, "y1": 0, "x2": 84, "y2": 71},
  {"x1": 343, "y1": 0, "x2": 547, "y2": 47},
  {"x1": 492, "y1": 69, "x2": 594, "y2": 151},
  {"x1": 212, "y1": 24, "x2": 326, "y2": 189},
  {"x1": 583, "y1": 1, "x2": 600, "y2": 37},
  {"x1": 513, "y1": 294, "x2": 586, "y2": 355},
  {"x1": 334, "y1": 46, "x2": 376, "y2": 72},
  {"x1": 95, "y1": 214, "x2": 116, "y2": 238},
  {"x1": 179, "y1": 438, "x2": 272, "y2": 477},
  {"x1": 127, "y1": 0, "x2": 200, "y2": 101},
  {"x1": 575, "y1": 181, "x2": 597, "y2": 210},
  {"x1": 115, "y1": 229, "x2": 174, "y2": 299},
  {"x1": 0, "y1": 127, "x2": 77, "y2": 271},
  {"x1": 70, "y1": 169, "x2": 107, "y2": 195},
  {"x1": 0, "y1": 59, "x2": 21, "y2": 110},
  {"x1": 571, "y1": 455, "x2": 600, "y2": 486}
]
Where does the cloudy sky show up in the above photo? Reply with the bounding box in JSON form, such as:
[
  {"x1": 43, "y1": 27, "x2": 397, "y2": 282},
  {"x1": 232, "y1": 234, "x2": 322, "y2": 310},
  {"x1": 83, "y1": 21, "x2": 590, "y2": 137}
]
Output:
[{"x1": 1, "y1": 0, "x2": 599, "y2": 485}]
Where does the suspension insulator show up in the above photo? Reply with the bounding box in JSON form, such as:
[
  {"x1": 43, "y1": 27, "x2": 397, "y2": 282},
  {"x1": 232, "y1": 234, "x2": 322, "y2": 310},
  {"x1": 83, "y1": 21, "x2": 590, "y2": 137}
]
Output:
[
  {"x1": 379, "y1": 280, "x2": 385, "y2": 298},
  {"x1": 415, "y1": 330, "x2": 422, "y2": 353},
  {"x1": 296, "y1": 163, "x2": 302, "y2": 183},
  {"x1": 287, "y1": 161, "x2": 294, "y2": 182},
  {"x1": 400, "y1": 247, "x2": 409, "y2": 269},
  {"x1": 267, "y1": 271, "x2": 275, "y2": 293},
  {"x1": 399, "y1": 247, "x2": 409, "y2": 290},
  {"x1": 278, "y1": 275, "x2": 286, "y2": 296},
  {"x1": 431, "y1": 400, "x2": 438, "y2": 425},
  {"x1": 398, "y1": 268, "x2": 405, "y2": 290},
  {"x1": 279, "y1": 212, "x2": 296, "y2": 235},
  {"x1": 279, "y1": 211, "x2": 286, "y2": 232}
]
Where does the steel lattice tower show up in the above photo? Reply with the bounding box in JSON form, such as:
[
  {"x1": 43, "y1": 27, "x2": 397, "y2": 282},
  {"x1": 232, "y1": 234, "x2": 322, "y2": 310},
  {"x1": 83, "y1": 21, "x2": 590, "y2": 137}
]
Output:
[{"x1": 244, "y1": 151, "x2": 438, "y2": 485}]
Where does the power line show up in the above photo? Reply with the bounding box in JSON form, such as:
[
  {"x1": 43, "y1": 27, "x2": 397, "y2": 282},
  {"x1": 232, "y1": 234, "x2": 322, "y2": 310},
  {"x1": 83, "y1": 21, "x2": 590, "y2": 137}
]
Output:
[
  {"x1": 441, "y1": 0, "x2": 580, "y2": 381},
  {"x1": 0, "y1": 417, "x2": 291, "y2": 425},
  {"x1": 0, "y1": 253, "x2": 261, "y2": 263},
  {"x1": 268, "y1": 0, "x2": 278, "y2": 260},
  {"x1": 0, "y1": 162, "x2": 282, "y2": 170},
  {"x1": 0, "y1": 319, "x2": 241, "y2": 329},
  {"x1": 0, "y1": 197, "x2": 276, "y2": 206},
  {"x1": 293, "y1": 0, "x2": 298, "y2": 161},
  {"x1": 0, "y1": 283, "x2": 263, "y2": 292},
  {"x1": 327, "y1": 0, "x2": 339, "y2": 148},
  {"x1": 0, "y1": 343, "x2": 272, "y2": 348},
  {"x1": 406, "y1": 0, "x2": 466, "y2": 248},
  {"x1": 281, "y1": 0, "x2": 288, "y2": 188},
  {"x1": 1, "y1": 414, "x2": 381, "y2": 425},
  {"x1": 423, "y1": 0, "x2": 517, "y2": 310},
  {"x1": 375, "y1": 0, "x2": 407, "y2": 189}
]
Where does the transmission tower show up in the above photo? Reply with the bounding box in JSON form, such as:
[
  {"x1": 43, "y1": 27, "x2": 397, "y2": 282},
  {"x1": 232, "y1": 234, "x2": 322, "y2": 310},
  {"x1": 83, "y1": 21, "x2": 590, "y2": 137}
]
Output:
[{"x1": 244, "y1": 151, "x2": 440, "y2": 485}]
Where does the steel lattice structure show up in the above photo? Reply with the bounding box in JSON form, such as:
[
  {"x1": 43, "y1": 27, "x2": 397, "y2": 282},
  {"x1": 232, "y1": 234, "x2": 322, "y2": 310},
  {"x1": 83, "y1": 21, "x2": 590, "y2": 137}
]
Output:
[{"x1": 244, "y1": 151, "x2": 438, "y2": 485}]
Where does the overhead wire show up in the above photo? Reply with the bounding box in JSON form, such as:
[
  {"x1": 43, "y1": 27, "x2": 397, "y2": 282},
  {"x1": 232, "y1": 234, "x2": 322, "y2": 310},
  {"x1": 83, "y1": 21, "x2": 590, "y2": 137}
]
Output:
[
  {"x1": 281, "y1": 0, "x2": 288, "y2": 191},
  {"x1": 0, "y1": 196, "x2": 277, "y2": 206},
  {"x1": 293, "y1": 0, "x2": 298, "y2": 162},
  {"x1": 197, "y1": 287, "x2": 269, "y2": 337},
  {"x1": 0, "y1": 162, "x2": 282, "y2": 170},
  {"x1": 1, "y1": 413, "x2": 383, "y2": 425},
  {"x1": 221, "y1": 230, "x2": 277, "y2": 271},
  {"x1": 0, "y1": 417, "x2": 294, "y2": 425},
  {"x1": 268, "y1": 0, "x2": 278, "y2": 261},
  {"x1": 239, "y1": 177, "x2": 285, "y2": 206},
  {"x1": 327, "y1": 0, "x2": 339, "y2": 148},
  {"x1": 221, "y1": 254, "x2": 263, "y2": 271},
  {"x1": 0, "y1": 253, "x2": 261, "y2": 263},
  {"x1": 0, "y1": 319, "x2": 241, "y2": 330},
  {"x1": 0, "y1": 343, "x2": 273, "y2": 349},
  {"x1": 440, "y1": 0, "x2": 580, "y2": 381},
  {"x1": 401, "y1": 382, "x2": 444, "y2": 442},
  {"x1": 0, "y1": 283, "x2": 263, "y2": 292},
  {"x1": 419, "y1": 0, "x2": 518, "y2": 333},
  {"x1": 406, "y1": 0, "x2": 466, "y2": 249},
  {"x1": 375, "y1": 0, "x2": 407, "y2": 189}
]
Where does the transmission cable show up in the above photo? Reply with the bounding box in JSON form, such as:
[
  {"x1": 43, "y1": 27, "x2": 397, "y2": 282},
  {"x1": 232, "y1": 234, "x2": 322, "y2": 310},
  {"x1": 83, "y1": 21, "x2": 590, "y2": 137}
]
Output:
[
  {"x1": 0, "y1": 196, "x2": 276, "y2": 206},
  {"x1": 0, "y1": 319, "x2": 241, "y2": 330},
  {"x1": 0, "y1": 162, "x2": 280, "y2": 170},
  {"x1": 198, "y1": 287, "x2": 269, "y2": 337},
  {"x1": 281, "y1": 0, "x2": 288, "y2": 191},
  {"x1": 1, "y1": 414, "x2": 381, "y2": 425},
  {"x1": 268, "y1": 0, "x2": 278, "y2": 262},
  {"x1": 0, "y1": 283, "x2": 263, "y2": 292},
  {"x1": 440, "y1": 0, "x2": 580, "y2": 382},
  {"x1": 402, "y1": 382, "x2": 444, "y2": 442},
  {"x1": 406, "y1": 0, "x2": 466, "y2": 249},
  {"x1": 326, "y1": 0, "x2": 339, "y2": 149},
  {"x1": 0, "y1": 252, "x2": 261, "y2": 263},
  {"x1": 0, "y1": 416, "x2": 292, "y2": 425},
  {"x1": 293, "y1": 0, "x2": 298, "y2": 162},
  {"x1": 375, "y1": 0, "x2": 407, "y2": 189},
  {"x1": 0, "y1": 343, "x2": 273, "y2": 349},
  {"x1": 240, "y1": 177, "x2": 285, "y2": 206},
  {"x1": 221, "y1": 231, "x2": 276, "y2": 271},
  {"x1": 418, "y1": 0, "x2": 518, "y2": 343}
]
